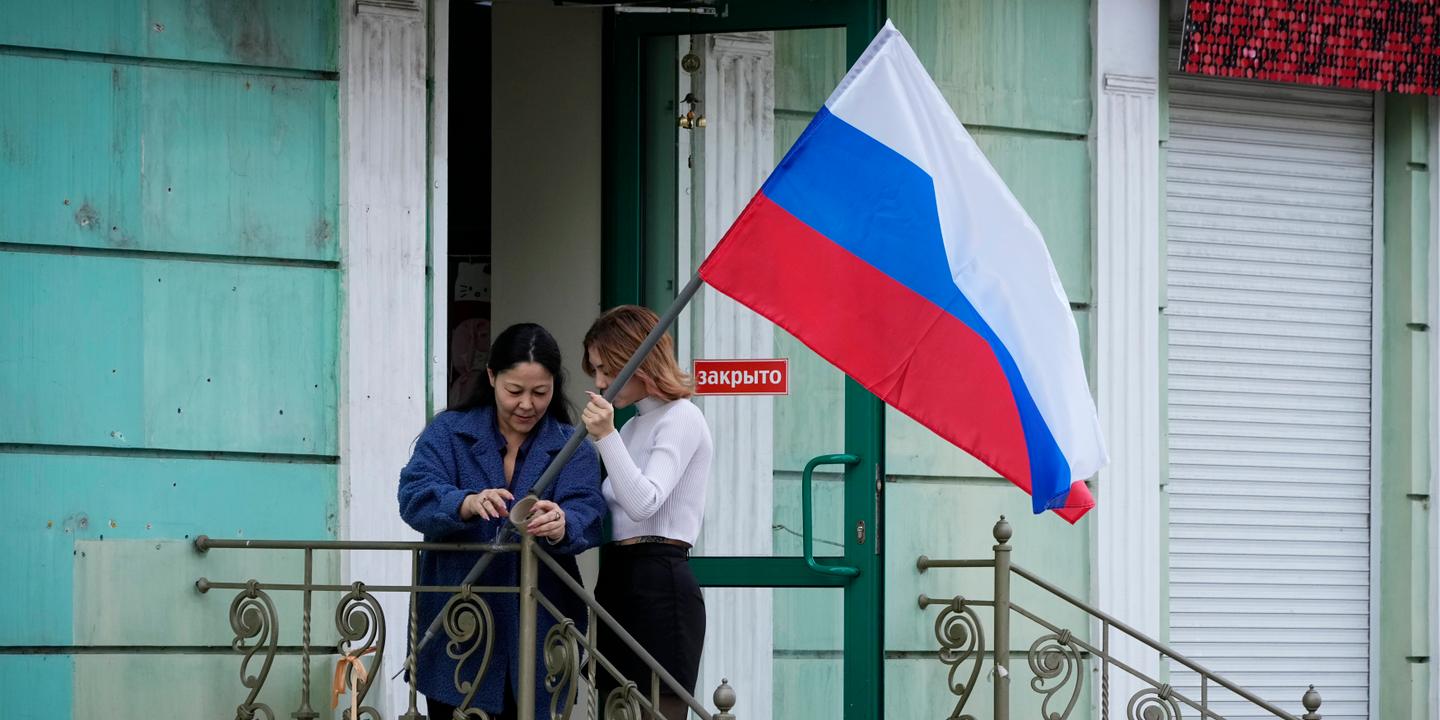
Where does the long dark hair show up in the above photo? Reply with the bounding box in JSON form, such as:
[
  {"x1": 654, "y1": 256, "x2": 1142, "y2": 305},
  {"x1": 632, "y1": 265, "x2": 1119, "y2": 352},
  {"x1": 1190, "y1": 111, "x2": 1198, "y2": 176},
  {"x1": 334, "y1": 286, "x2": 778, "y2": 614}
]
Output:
[{"x1": 451, "y1": 323, "x2": 573, "y2": 425}]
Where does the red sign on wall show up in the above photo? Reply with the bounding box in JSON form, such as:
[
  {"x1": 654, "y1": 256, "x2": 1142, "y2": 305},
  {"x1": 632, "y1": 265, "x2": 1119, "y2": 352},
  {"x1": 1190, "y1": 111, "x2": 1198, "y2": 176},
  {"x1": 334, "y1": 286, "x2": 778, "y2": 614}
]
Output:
[{"x1": 693, "y1": 359, "x2": 789, "y2": 396}]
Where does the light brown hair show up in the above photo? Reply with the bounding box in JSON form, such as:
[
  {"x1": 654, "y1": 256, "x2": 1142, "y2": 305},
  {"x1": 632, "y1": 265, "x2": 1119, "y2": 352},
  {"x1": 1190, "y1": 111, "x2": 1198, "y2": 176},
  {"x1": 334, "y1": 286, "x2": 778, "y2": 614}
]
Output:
[{"x1": 582, "y1": 305, "x2": 694, "y2": 401}]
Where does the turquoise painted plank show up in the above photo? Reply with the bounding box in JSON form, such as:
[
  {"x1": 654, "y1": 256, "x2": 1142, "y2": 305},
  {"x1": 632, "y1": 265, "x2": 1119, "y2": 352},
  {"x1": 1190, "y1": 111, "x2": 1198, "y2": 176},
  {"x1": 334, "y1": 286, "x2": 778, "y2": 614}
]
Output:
[
  {"x1": 73, "y1": 654, "x2": 333, "y2": 719},
  {"x1": 773, "y1": 588, "x2": 843, "y2": 651},
  {"x1": 775, "y1": 4, "x2": 1093, "y2": 135},
  {"x1": 772, "y1": 471, "x2": 845, "y2": 559},
  {"x1": 892, "y1": 0, "x2": 1092, "y2": 135},
  {"x1": 771, "y1": 330, "x2": 846, "y2": 473},
  {"x1": 773, "y1": 657, "x2": 843, "y2": 720},
  {"x1": 773, "y1": 113, "x2": 812, "y2": 170},
  {"x1": 885, "y1": 481, "x2": 1091, "y2": 652},
  {"x1": 0, "y1": 452, "x2": 336, "y2": 645},
  {"x1": 0, "y1": 252, "x2": 339, "y2": 454},
  {"x1": 885, "y1": 655, "x2": 1094, "y2": 720},
  {"x1": 0, "y1": 55, "x2": 339, "y2": 261},
  {"x1": 0, "y1": 253, "x2": 145, "y2": 447},
  {"x1": 887, "y1": 406, "x2": 1001, "y2": 479},
  {"x1": 969, "y1": 129, "x2": 1092, "y2": 303},
  {"x1": 0, "y1": 655, "x2": 72, "y2": 720},
  {"x1": 0, "y1": 0, "x2": 337, "y2": 71},
  {"x1": 75, "y1": 540, "x2": 344, "y2": 647},
  {"x1": 775, "y1": 27, "x2": 847, "y2": 113}
]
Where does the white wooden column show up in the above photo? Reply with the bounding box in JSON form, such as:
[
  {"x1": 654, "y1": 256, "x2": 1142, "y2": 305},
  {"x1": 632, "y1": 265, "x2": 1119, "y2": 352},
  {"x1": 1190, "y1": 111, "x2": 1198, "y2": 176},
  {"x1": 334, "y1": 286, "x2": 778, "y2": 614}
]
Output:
[
  {"x1": 429, "y1": 0, "x2": 450, "y2": 418},
  {"x1": 1093, "y1": 0, "x2": 1162, "y2": 711},
  {"x1": 341, "y1": 0, "x2": 430, "y2": 714},
  {"x1": 691, "y1": 31, "x2": 777, "y2": 720}
]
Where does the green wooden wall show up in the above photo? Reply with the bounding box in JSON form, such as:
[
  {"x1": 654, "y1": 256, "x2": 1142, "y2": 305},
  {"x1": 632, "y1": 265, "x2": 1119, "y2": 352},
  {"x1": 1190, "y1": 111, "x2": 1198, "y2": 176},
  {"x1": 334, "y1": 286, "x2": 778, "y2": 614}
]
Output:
[
  {"x1": 0, "y1": 2, "x2": 340, "y2": 716},
  {"x1": 1378, "y1": 94, "x2": 1434, "y2": 720},
  {"x1": 771, "y1": 2, "x2": 1096, "y2": 718},
  {"x1": 884, "y1": 3, "x2": 1096, "y2": 715}
]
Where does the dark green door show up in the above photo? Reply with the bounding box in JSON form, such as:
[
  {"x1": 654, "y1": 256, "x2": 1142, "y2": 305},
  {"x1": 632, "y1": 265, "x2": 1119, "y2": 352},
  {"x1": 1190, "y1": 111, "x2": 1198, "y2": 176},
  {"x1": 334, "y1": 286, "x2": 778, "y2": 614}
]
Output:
[{"x1": 603, "y1": 3, "x2": 884, "y2": 719}]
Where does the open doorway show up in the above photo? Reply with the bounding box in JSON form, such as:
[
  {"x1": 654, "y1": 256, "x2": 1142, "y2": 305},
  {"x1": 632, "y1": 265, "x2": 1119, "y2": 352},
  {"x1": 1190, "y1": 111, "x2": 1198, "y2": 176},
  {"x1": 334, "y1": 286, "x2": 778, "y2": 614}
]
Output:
[
  {"x1": 445, "y1": 1, "x2": 493, "y2": 408},
  {"x1": 450, "y1": 1, "x2": 604, "y2": 414}
]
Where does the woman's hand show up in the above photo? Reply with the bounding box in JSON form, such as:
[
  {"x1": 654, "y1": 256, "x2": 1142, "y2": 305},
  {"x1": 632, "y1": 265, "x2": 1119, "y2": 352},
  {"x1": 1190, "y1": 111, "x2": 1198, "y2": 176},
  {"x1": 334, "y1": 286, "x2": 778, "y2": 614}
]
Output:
[
  {"x1": 581, "y1": 392, "x2": 616, "y2": 439},
  {"x1": 461, "y1": 488, "x2": 515, "y2": 521},
  {"x1": 525, "y1": 499, "x2": 567, "y2": 542}
]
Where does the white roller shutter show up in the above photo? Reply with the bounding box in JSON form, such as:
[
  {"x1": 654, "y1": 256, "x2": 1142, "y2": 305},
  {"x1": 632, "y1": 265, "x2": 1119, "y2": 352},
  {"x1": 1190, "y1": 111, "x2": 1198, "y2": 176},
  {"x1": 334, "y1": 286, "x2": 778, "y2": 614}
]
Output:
[{"x1": 1165, "y1": 73, "x2": 1373, "y2": 720}]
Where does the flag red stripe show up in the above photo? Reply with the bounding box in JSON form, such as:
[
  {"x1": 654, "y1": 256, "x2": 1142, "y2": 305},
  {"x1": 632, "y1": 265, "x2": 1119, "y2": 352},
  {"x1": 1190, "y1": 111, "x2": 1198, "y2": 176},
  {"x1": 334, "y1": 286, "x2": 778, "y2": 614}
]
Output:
[{"x1": 701, "y1": 193, "x2": 1094, "y2": 522}]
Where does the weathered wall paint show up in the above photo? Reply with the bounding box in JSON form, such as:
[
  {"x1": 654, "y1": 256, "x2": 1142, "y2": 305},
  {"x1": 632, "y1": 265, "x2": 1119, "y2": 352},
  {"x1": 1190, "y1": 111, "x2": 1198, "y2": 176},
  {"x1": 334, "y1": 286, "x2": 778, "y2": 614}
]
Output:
[
  {"x1": 0, "y1": 56, "x2": 339, "y2": 261},
  {"x1": 769, "y1": 2, "x2": 1095, "y2": 717},
  {"x1": 0, "y1": 656, "x2": 71, "y2": 720},
  {"x1": 1380, "y1": 93, "x2": 1435, "y2": 720},
  {"x1": 0, "y1": 1, "x2": 341, "y2": 716},
  {"x1": 890, "y1": 0, "x2": 1091, "y2": 135},
  {"x1": 73, "y1": 540, "x2": 342, "y2": 647},
  {"x1": 0, "y1": 0, "x2": 337, "y2": 71},
  {"x1": 0, "y1": 453, "x2": 336, "y2": 646},
  {"x1": 883, "y1": 0, "x2": 1096, "y2": 679},
  {"x1": 886, "y1": 656, "x2": 1094, "y2": 719},
  {"x1": 72, "y1": 654, "x2": 331, "y2": 719},
  {"x1": 338, "y1": 4, "x2": 433, "y2": 715},
  {"x1": 0, "y1": 253, "x2": 339, "y2": 454},
  {"x1": 886, "y1": 483, "x2": 1091, "y2": 651},
  {"x1": 1430, "y1": 93, "x2": 1440, "y2": 720}
]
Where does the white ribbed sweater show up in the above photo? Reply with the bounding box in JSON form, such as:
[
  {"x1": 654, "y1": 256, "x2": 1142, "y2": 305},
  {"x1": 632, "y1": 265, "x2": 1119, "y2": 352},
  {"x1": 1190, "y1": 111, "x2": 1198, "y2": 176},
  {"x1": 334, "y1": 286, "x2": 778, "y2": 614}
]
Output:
[{"x1": 594, "y1": 396, "x2": 713, "y2": 545}]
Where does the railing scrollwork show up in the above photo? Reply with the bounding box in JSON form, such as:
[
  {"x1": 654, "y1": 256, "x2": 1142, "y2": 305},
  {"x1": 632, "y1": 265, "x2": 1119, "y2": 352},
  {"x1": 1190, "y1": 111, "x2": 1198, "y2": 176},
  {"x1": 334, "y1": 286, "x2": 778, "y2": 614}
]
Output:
[
  {"x1": 1028, "y1": 629, "x2": 1083, "y2": 720},
  {"x1": 604, "y1": 682, "x2": 645, "y2": 720},
  {"x1": 335, "y1": 582, "x2": 386, "y2": 720},
  {"x1": 924, "y1": 594, "x2": 984, "y2": 720},
  {"x1": 1128, "y1": 684, "x2": 1183, "y2": 720},
  {"x1": 229, "y1": 580, "x2": 279, "y2": 720},
  {"x1": 442, "y1": 587, "x2": 496, "y2": 719},
  {"x1": 543, "y1": 619, "x2": 582, "y2": 720}
]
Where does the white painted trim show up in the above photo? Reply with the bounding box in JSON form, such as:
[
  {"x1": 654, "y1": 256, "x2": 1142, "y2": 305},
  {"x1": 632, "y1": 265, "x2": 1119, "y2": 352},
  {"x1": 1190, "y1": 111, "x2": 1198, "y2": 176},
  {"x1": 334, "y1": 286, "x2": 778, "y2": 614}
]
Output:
[
  {"x1": 1093, "y1": 1, "x2": 1162, "y2": 714},
  {"x1": 692, "y1": 30, "x2": 778, "y2": 720},
  {"x1": 429, "y1": 0, "x2": 450, "y2": 413},
  {"x1": 336, "y1": 0, "x2": 351, "y2": 536},
  {"x1": 357, "y1": 0, "x2": 423, "y2": 17},
  {"x1": 340, "y1": 2, "x2": 430, "y2": 714},
  {"x1": 1104, "y1": 73, "x2": 1158, "y2": 95},
  {"x1": 676, "y1": 34, "x2": 694, "y2": 369},
  {"x1": 1369, "y1": 92, "x2": 1385, "y2": 720}
]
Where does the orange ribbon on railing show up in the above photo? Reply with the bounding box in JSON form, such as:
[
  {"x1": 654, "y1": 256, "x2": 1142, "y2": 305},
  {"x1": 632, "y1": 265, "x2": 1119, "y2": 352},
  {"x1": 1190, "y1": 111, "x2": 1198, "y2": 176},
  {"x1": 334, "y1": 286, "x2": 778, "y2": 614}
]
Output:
[{"x1": 332, "y1": 647, "x2": 377, "y2": 719}]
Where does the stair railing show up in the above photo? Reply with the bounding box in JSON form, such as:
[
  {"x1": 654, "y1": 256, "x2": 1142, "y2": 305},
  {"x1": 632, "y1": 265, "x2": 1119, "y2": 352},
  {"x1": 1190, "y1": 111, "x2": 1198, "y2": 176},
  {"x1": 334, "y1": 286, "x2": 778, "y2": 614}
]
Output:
[
  {"x1": 194, "y1": 532, "x2": 736, "y2": 720},
  {"x1": 916, "y1": 517, "x2": 1324, "y2": 720}
]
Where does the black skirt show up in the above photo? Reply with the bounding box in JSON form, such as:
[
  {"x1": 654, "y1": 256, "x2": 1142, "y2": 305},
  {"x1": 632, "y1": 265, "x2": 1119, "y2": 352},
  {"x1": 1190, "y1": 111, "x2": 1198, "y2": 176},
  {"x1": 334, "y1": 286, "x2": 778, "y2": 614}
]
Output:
[{"x1": 593, "y1": 543, "x2": 706, "y2": 701}]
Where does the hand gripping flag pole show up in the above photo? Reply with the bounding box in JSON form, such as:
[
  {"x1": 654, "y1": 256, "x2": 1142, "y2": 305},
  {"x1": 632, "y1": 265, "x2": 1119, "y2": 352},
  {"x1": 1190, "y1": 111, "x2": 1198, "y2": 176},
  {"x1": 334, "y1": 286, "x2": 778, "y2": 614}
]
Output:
[{"x1": 399, "y1": 273, "x2": 706, "y2": 675}]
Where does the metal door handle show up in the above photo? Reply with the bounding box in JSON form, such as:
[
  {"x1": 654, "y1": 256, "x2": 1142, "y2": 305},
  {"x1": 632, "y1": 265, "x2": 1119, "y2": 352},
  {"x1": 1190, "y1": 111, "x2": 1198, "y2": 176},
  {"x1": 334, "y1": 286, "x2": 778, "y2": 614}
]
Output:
[{"x1": 802, "y1": 453, "x2": 861, "y2": 578}]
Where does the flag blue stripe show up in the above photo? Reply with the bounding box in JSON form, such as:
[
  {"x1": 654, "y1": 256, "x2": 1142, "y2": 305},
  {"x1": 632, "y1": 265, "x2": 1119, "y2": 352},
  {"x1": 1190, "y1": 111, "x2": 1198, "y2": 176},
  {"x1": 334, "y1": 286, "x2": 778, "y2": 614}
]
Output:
[{"x1": 760, "y1": 107, "x2": 1074, "y2": 511}]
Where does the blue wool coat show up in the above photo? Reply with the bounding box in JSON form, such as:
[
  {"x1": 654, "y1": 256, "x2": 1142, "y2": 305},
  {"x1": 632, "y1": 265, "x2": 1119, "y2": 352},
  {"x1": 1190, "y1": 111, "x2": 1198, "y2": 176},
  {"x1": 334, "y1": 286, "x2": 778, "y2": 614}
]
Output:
[{"x1": 397, "y1": 407, "x2": 604, "y2": 717}]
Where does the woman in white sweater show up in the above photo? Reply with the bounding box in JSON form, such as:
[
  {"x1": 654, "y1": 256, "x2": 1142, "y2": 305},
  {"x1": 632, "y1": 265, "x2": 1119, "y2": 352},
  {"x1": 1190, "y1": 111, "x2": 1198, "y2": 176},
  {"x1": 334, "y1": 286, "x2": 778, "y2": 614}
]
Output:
[{"x1": 580, "y1": 305, "x2": 713, "y2": 719}]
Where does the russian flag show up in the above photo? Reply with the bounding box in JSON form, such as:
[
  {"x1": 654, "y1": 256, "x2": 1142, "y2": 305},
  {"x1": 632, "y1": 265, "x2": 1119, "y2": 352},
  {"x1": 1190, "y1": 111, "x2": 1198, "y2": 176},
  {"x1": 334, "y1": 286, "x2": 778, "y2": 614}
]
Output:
[{"x1": 698, "y1": 21, "x2": 1107, "y2": 522}]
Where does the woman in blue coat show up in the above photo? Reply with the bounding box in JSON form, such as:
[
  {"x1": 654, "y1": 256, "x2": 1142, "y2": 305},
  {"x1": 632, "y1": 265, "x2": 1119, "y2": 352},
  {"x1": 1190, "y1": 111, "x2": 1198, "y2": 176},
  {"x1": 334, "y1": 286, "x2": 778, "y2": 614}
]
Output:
[{"x1": 399, "y1": 323, "x2": 604, "y2": 720}]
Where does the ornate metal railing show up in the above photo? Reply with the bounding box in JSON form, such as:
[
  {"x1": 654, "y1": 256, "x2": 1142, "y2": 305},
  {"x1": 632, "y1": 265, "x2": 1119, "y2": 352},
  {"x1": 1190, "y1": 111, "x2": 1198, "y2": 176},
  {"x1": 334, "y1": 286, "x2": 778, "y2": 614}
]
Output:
[
  {"x1": 917, "y1": 517, "x2": 1325, "y2": 720},
  {"x1": 194, "y1": 534, "x2": 737, "y2": 720}
]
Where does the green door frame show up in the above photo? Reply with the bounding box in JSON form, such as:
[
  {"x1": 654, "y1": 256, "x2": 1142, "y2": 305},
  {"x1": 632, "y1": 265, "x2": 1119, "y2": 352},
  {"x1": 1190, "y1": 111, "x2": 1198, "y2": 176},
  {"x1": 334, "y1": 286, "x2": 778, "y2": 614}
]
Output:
[{"x1": 601, "y1": 3, "x2": 885, "y2": 718}]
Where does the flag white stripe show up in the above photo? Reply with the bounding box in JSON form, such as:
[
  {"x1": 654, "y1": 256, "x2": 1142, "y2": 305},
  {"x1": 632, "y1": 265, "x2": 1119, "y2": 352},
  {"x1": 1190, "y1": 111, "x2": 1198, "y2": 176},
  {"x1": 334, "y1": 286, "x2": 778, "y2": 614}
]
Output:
[{"x1": 825, "y1": 21, "x2": 1107, "y2": 481}]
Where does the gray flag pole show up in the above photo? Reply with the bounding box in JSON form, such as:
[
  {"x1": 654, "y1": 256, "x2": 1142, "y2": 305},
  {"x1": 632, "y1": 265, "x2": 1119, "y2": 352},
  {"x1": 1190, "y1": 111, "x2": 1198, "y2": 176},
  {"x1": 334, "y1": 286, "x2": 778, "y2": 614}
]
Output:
[{"x1": 401, "y1": 272, "x2": 706, "y2": 670}]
